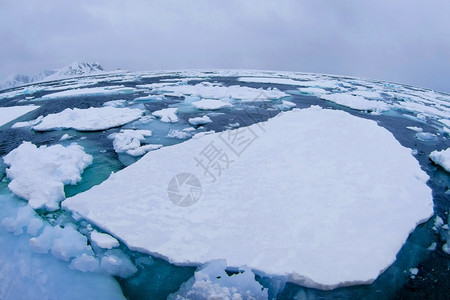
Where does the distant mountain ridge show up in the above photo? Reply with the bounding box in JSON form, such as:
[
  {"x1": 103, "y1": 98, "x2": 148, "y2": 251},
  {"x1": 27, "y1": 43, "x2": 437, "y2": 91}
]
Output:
[{"x1": 0, "y1": 62, "x2": 105, "y2": 90}]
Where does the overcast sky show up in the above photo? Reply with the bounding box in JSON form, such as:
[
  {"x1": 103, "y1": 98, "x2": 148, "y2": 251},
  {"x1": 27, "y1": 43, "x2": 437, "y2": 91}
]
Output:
[{"x1": 1, "y1": 0, "x2": 449, "y2": 92}]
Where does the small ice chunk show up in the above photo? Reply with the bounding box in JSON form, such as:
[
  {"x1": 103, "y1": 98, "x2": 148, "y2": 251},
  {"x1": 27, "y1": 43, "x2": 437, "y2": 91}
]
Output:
[
  {"x1": 31, "y1": 107, "x2": 144, "y2": 131},
  {"x1": 282, "y1": 100, "x2": 296, "y2": 109},
  {"x1": 298, "y1": 87, "x2": 328, "y2": 95},
  {"x1": 30, "y1": 225, "x2": 92, "y2": 261},
  {"x1": 103, "y1": 100, "x2": 127, "y2": 107},
  {"x1": 167, "y1": 129, "x2": 192, "y2": 139},
  {"x1": 90, "y1": 231, "x2": 120, "y2": 249},
  {"x1": 108, "y1": 129, "x2": 160, "y2": 156},
  {"x1": 189, "y1": 116, "x2": 212, "y2": 126},
  {"x1": 406, "y1": 126, "x2": 423, "y2": 132},
  {"x1": 100, "y1": 249, "x2": 137, "y2": 278},
  {"x1": 3, "y1": 142, "x2": 93, "y2": 211},
  {"x1": 429, "y1": 148, "x2": 450, "y2": 172},
  {"x1": 70, "y1": 253, "x2": 100, "y2": 273},
  {"x1": 415, "y1": 132, "x2": 438, "y2": 142},
  {"x1": 152, "y1": 108, "x2": 178, "y2": 123},
  {"x1": 427, "y1": 242, "x2": 437, "y2": 251},
  {"x1": 192, "y1": 99, "x2": 232, "y2": 110},
  {"x1": 59, "y1": 133, "x2": 71, "y2": 141},
  {"x1": 443, "y1": 243, "x2": 450, "y2": 254},
  {"x1": 12, "y1": 115, "x2": 43, "y2": 128},
  {"x1": 169, "y1": 260, "x2": 268, "y2": 300},
  {"x1": 409, "y1": 268, "x2": 419, "y2": 275}
]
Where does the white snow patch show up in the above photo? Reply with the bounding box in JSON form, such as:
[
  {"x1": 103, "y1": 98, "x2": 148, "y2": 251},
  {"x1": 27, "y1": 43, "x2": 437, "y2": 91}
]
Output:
[
  {"x1": 152, "y1": 108, "x2": 179, "y2": 123},
  {"x1": 298, "y1": 87, "x2": 329, "y2": 95},
  {"x1": 189, "y1": 116, "x2": 213, "y2": 126},
  {"x1": 31, "y1": 107, "x2": 143, "y2": 131},
  {"x1": 429, "y1": 148, "x2": 450, "y2": 172},
  {"x1": 281, "y1": 100, "x2": 296, "y2": 109},
  {"x1": 0, "y1": 105, "x2": 39, "y2": 126},
  {"x1": 192, "y1": 99, "x2": 232, "y2": 110},
  {"x1": 100, "y1": 249, "x2": 137, "y2": 278},
  {"x1": 406, "y1": 126, "x2": 423, "y2": 132},
  {"x1": 63, "y1": 107, "x2": 433, "y2": 289},
  {"x1": 167, "y1": 129, "x2": 192, "y2": 139},
  {"x1": 4, "y1": 142, "x2": 93, "y2": 211}
]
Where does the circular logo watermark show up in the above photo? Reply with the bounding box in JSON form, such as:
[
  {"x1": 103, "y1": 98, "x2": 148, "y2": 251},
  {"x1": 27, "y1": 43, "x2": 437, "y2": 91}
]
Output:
[{"x1": 167, "y1": 173, "x2": 202, "y2": 207}]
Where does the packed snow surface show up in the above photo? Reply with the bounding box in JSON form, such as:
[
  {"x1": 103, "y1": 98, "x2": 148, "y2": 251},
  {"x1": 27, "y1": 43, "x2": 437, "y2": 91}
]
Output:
[
  {"x1": 4, "y1": 142, "x2": 93, "y2": 211},
  {"x1": 321, "y1": 93, "x2": 390, "y2": 111},
  {"x1": 429, "y1": 148, "x2": 450, "y2": 173},
  {"x1": 31, "y1": 107, "x2": 144, "y2": 131},
  {"x1": 63, "y1": 107, "x2": 433, "y2": 289},
  {"x1": 0, "y1": 105, "x2": 39, "y2": 126}
]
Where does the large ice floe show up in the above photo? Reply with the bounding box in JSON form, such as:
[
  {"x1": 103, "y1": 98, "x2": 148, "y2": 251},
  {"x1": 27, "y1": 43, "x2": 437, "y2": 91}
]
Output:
[
  {"x1": 31, "y1": 106, "x2": 144, "y2": 131},
  {"x1": 63, "y1": 106, "x2": 433, "y2": 289},
  {"x1": 4, "y1": 142, "x2": 92, "y2": 211},
  {"x1": 0, "y1": 105, "x2": 39, "y2": 126},
  {"x1": 429, "y1": 148, "x2": 450, "y2": 173},
  {"x1": 154, "y1": 82, "x2": 288, "y2": 101},
  {"x1": 41, "y1": 85, "x2": 137, "y2": 99}
]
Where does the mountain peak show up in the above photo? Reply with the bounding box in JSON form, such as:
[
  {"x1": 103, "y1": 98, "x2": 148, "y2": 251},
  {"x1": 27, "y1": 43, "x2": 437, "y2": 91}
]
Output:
[{"x1": 44, "y1": 62, "x2": 105, "y2": 81}]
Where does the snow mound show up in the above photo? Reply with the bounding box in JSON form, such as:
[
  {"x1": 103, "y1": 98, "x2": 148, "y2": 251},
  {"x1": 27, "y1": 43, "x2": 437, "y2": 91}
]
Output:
[
  {"x1": 4, "y1": 142, "x2": 93, "y2": 211},
  {"x1": 169, "y1": 260, "x2": 268, "y2": 300},
  {"x1": 0, "y1": 105, "x2": 39, "y2": 126},
  {"x1": 108, "y1": 129, "x2": 161, "y2": 156},
  {"x1": 429, "y1": 148, "x2": 450, "y2": 172},
  {"x1": 63, "y1": 107, "x2": 433, "y2": 289},
  {"x1": 31, "y1": 106, "x2": 143, "y2": 131},
  {"x1": 189, "y1": 115, "x2": 212, "y2": 126},
  {"x1": 152, "y1": 108, "x2": 179, "y2": 123},
  {"x1": 192, "y1": 99, "x2": 232, "y2": 110},
  {"x1": 321, "y1": 93, "x2": 390, "y2": 111}
]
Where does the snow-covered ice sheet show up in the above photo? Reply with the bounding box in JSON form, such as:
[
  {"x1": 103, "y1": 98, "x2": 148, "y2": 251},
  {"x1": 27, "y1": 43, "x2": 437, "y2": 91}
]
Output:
[
  {"x1": 192, "y1": 99, "x2": 232, "y2": 110},
  {"x1": 32, "y1": 107, "x2": 144, "y2": 131},
  {"x1": 321, "y1": 93, "x2": 390, "y2": 111},
  {"x1": 4, "y1": 142, "x2": 93, "y2": 211},
  {"x1": 41, "y1": 85, "x2": 137, "y2": 99},
  {"x1": 155, "y1": 82, "x2": 288, "y2": 102},
  {"x1": 429, "y1": 148, "x2": 450, "y2": 173},
  {"x1": 63, "y1": 107, "x2": 433, "y2": 289},
  {"x1": 188, "y1": 115, "x2": 212, "y2": 126},
  {"x1": 0, "y1": 105, "x2": 39, "y2": 126}
]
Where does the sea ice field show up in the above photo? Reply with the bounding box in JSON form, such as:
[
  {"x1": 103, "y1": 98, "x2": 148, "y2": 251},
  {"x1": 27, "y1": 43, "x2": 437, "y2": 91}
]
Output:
[{"x1": 0, "y1": 69, "x2": 449, "y2": 299}]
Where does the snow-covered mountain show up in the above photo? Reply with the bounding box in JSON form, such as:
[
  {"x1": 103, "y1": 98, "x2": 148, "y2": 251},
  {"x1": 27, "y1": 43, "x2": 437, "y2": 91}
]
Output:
[
  {"x1": 0, "y1": 70, "x2": 56, "y2": 90},
  {"x1": 0, "y1": 62, "x2": 105, "y2": 90},
  {"x1": 44, "y1": 62, "x2": 104, "y2": 81}
]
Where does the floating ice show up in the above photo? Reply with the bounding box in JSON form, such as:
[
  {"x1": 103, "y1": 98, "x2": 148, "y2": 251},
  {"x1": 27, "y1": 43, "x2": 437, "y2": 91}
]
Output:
[
  {"x1": 167, "y1": 129, "x2": 193, "y2": 139},
  {"x1": 0, "y1": 105, "x2": 39, "y2": 126},
  {"x1": 152, "y1": 108, "x2": 179, "y2": 123},
  {"x1": 281, "y1": 100, "x2": 296, "y2": 109},
  {"x1": 321, "y1": 93, "x2": 390, "y2": 111},
  {"x1": 298, "y1": 87, "x2": 328, "y2": 95},
  {"x1": 156, "y1": 82, "x2": 288, "y2": 102},
  {"x1": 429, "y1": 148, "x2": 450, "y2": 172},
  {"x1": 100, "y1": 249, "x2": 137, "y2": 278},
  {"x1": 108, "y1": 129, "x2": 161, "y2": 156},
  {"x1": 188, "y1": 115, "x2": 212, "y2": 126},
  {"x1": 238, "y1": 76, "x2": 305, "y2": 86},
  {"x1": 90, "y1": 230, "x2": 120, "y2": 249},
  {"x1": 4, "y1": 142, "x2": 93, "y2": 211},
  {"x1": 11, "y1": 115, "x2": 43, "y2": 128},
  {"x1": 169, "y1": 260, "x2": 268, "y2": 300},
  {"x1": 63, "y1": 107, "x2": 433, "y2": 289},
  {"x1": 192, "y1": 99, "x2": 232, "y2": 110},
  {"x1": 103, "y1": 99, "x2": 127, "y2": 107},
  {"x1": 70, "y1": 253, "x2": 99, "y2": 272},
  {"x1": 41, "y1": 85, "x2": 137, "y2": 99},
  {"x1": 31, "y1": 107, "x2": 144, "y2": 131}
]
